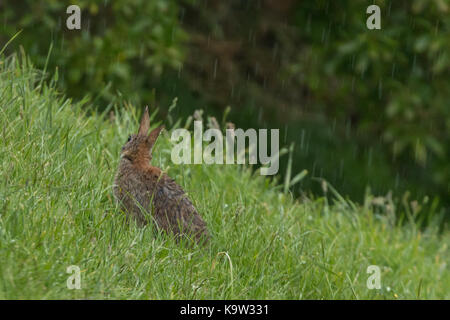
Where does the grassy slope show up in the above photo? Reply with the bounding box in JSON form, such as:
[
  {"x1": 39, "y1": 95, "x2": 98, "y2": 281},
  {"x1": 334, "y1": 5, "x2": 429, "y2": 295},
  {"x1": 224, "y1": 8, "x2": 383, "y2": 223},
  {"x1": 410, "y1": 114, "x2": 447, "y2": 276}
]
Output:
[{"x1": 0, "y1": 55, "x2": 449, "y2": 299}]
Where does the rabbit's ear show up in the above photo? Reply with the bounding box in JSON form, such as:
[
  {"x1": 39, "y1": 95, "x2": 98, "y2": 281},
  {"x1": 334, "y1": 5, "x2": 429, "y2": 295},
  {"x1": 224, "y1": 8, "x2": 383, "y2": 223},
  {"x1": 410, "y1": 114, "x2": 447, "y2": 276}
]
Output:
[
  {"x1": 138, "y1": 106, "x2": 150, "y2": 136},
  {"x1": 147, "y1": 125, "x2": 164, "y2": 149}
]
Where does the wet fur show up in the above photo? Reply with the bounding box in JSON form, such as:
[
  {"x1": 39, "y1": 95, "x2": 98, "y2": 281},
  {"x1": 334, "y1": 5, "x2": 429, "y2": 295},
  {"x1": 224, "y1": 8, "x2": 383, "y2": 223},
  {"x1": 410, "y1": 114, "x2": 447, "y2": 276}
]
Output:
[{"x1": 113, "y1": 107, "x2": 209, "y2": 243}]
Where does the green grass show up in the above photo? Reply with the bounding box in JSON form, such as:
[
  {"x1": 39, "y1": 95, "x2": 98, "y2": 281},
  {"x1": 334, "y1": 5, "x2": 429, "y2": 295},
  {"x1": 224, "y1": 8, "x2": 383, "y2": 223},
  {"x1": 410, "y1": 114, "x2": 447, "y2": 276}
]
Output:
[{"x1": 0, "y1": 53, "x2": 449, "y2": 299}]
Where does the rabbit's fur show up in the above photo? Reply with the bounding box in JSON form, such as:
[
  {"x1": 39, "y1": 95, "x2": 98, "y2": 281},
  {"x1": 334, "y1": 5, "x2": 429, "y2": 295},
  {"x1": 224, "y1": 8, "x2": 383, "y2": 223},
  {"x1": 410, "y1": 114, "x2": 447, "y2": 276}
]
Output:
[{"x1": 113, "y1": 107, "x2": 209, "y2": 244}]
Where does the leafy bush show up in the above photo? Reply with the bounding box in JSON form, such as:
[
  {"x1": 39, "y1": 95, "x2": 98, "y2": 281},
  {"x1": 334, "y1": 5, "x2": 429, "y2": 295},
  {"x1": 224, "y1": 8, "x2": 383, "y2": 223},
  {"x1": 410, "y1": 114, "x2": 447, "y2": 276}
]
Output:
[
  {"x1": 292, "y1": 0, "x2": 450, "y2": 200},
  {"x1": 0, "y1": 0, "x2": 186, "y2": 104}
]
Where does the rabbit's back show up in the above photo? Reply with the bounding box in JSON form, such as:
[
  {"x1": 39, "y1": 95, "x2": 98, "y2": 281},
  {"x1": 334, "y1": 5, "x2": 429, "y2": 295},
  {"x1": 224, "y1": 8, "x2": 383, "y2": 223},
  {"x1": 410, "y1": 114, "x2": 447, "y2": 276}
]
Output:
[
  {"x1": 114, "y1": 163, "x2": 209, "y2": 242},
  {"x1": 153, "y1": 175, "x2": 209, "y2": 241},
  {"x1": 113, "y1": 165, "x2": 152, "y2": 226}
]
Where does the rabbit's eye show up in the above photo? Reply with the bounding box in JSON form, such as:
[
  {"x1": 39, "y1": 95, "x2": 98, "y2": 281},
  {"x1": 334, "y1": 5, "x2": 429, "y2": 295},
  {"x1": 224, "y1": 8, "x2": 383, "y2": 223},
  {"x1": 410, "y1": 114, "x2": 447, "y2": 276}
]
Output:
[{"x1": 127, "y1": 135, "x2": 131, "y2": 142}]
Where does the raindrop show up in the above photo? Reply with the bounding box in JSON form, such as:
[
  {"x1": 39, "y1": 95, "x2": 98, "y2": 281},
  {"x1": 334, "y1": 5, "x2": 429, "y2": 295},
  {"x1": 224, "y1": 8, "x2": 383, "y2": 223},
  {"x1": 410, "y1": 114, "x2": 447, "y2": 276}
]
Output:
[
  {"x1": 306, "y1": 14, "x2": 312, "y2": 33},
  {"x1": 177, "y1": 64, "x2": 183, "y2": 79},
  {"x1": 434, "y1": 20, "x2": 440, "y2": 35},
  {"x1": 61, "y1": 34, "x2": 65, "y2": 51},
  {"x1": 411, "y1": 54, "x2": 417, "y2": 74},
  {"x1": 213, "y1": 58, "x2": 218, "y2": 80},
  {"x1": 300, "y1": 129, "x2": 305, "y2": 150},
  {"x1": 179, "y1": 8, "x2": 185, "y2": 23},
  {"x1": 305, "y1": 135, "x2": 310, "y2": 154}
]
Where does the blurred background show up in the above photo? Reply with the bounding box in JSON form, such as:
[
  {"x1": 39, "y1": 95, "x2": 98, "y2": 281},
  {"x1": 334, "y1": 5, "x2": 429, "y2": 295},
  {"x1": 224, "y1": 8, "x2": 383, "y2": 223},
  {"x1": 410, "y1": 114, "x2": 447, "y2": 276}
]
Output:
[{"x1": 1, "y1": 0, "x2": 449, "y2": 218}]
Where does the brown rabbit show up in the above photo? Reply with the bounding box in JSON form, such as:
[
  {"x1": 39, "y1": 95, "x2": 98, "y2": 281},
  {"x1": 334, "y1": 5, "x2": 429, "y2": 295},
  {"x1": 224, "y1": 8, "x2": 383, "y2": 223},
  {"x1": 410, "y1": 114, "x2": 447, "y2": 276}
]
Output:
[{"x1": 113, "y1": 106, "x2": 209, "y2": 244}]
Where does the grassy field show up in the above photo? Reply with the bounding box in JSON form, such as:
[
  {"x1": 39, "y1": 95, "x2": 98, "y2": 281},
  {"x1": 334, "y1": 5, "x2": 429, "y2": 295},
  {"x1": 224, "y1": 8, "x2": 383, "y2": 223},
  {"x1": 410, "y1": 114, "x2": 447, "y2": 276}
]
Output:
[{"x1": 0, "y1": 54, "x2": 449, "y2": 299}]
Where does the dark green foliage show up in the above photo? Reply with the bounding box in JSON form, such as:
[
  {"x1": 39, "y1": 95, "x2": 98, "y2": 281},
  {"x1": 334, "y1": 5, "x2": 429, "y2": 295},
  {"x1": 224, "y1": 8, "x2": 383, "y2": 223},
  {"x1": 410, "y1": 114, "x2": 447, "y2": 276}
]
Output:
[
  {"x1": 1, "y1": 0, "x2": 448, "y2": 216},
  {"x1": 0, "y1": 0, "x2": 186, "y2": 104},
  {"x1": 293, "y1": 0, "x2": 450, "y2": 202}
]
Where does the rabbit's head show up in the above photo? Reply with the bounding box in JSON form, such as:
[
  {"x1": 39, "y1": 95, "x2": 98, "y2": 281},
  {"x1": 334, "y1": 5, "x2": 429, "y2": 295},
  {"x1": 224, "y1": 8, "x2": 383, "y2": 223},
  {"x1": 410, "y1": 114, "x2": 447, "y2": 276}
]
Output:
[{"x1": 120, "y1": 106, "x2": 164, "y2": 164}]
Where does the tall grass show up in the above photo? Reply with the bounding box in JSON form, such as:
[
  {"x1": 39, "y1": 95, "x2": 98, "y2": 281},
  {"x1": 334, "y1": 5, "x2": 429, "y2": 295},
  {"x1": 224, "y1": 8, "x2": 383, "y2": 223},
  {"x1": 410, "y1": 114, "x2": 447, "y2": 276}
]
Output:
[{"x1": 0, "y1": 53, "x2": 448, "y2": 299}]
